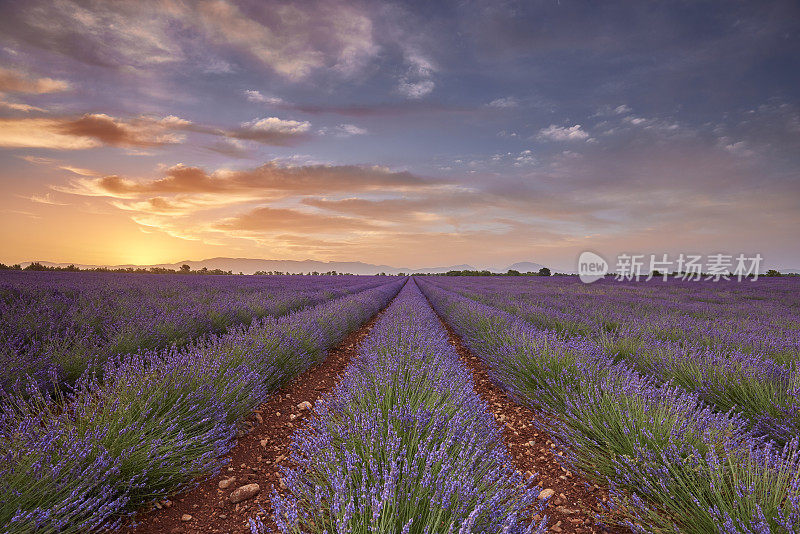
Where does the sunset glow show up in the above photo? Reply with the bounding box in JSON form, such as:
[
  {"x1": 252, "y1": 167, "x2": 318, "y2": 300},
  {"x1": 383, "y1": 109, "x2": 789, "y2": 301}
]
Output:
[{"x1": 0, "y1": 1, "x2": 798, "y2": 271}]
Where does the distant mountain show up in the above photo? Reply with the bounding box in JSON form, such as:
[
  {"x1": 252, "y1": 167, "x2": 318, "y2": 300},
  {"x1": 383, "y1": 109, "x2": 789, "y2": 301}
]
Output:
[
  {"x1": 17, "y1": 258, "x2": 494, "y2": 275},
  {"x1": 143, "y1": 258, "x2": 402, "y2": 275},
  {"x1": 422, "y1": 264, "x2": 476, "y2": 273},
  {"x1": 504, "y1": 261, "x2": 545, "y2": 273}
]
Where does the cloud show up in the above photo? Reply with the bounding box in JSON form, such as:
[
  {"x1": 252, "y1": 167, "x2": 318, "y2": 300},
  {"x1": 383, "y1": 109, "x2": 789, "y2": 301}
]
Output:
[
  {"x1": 398, "y1": 80, "x2": 435, "y2": 99},
  {"x1": 58, "y1": 114, "x2": 189, "y2": 147},
  {"x1": 205, "y1": 138, "x2": 253, "y2": 158},
  {"x1": 0, "y1": 1, "x2": 182, "y2": 69},
  {"x1": 274, "y1": 101, "x2": 468, "y2": 117},
  {"x1": 1, "y1": 209, "x2": 41, "y2": 219},
  {"x1": 23, "y1": 192, "x2": 67, "y2": 205},
  {"x1": 110, "y1": 195, "x2": 247, "y2": 216},
  {"x1": 0, "y1": 113, "x2": 192, "y2": 149},
  {"x1": 19, "y1": 155, "x2": 98, "y2": 176},
  {"x1": 0, "y1": 111, "x2": 316, "y2": 150},
  {"x1": 0, "y1": 99, "x2": 47, "y2": 113},
  {"x1": 302, "y1": 189, "x2": 482, "y2": 225},
  {"x1": 244, "y1": 90, "x2": 285, "y2": 105},
  {"x1": 593, "y1": 104, "x2": 634, "y2": 118},
  {"x1": 720, "y1": 140, "x2": 755, "y2": 158},
  {"x1": 60, "y1": 161, "x2": 439, "y2": 200},
  {"x1": 1, "y1": 0, "x2": 380, "y2": 82},
  {"x1": 337, "y1": 123, "x2": 368, "y2": 136},
  {"x1": 397, "y1": 52, "x2": 436, "y2": 99},
  {"x1": 214, "y1": 206, "x2": 377, "y2": 233},
  {"x1": 0, "y1": 118, "x2": 101, "y2": 149},
  {"x1": 488, "y1": 97, "x2": 519, "y2": 108},
  {"x1": 537, "y1": 124, "x2": 590, "y2": 141},
  {"x1": 229, "y1": 117, "x2": 311, "y2": 145},
  {"x1": 52, "y1": 159, "x2": 449, "y2": 248},
  {"x1": 319, "y1": 123, "x2": 368, "y2": 137},
  {"x1": 617, "y1": 115, "x2": 681, "y2": 133},
  {"x1": 513, "y1": 150, "x2": 537, "y2": 166},
  {"x1": 0, "y1": 67, "x2": 70, "y2": 93},
  {"x1": 195, "y1": 0, "x2": 378, "y2": 80},
  {"x1": 239, "y1": 117, "x2": 310, "y2": 135},
  {"x1": 33, "y1": 135, "x2": 800, "y2": 270}
]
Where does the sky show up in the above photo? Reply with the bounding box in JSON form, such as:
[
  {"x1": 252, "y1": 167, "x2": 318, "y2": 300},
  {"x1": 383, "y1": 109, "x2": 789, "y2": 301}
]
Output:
[{"x1": 0, "y1": 0, "x2": 798, "y2": 271}]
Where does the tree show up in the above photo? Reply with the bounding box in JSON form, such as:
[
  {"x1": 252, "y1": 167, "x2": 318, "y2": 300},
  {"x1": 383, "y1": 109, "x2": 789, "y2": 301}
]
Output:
[
  {"x1": 507, "y1": 269, "x2": 521, "y2": 276},
  {"x1": 538, "y1": 267, "x2": 551, "y2": 277},
  {"x1": 765, "y1": 269, "x2": 782, "y2": 277},
  {"x1": 180, "y1": 264, "x2": 191, "y2": 273}
]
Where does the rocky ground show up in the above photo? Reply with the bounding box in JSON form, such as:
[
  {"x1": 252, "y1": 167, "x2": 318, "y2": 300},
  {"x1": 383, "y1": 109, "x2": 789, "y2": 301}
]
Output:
[
  {"x1": 437, "y1": 315, "x2": 624, "y2": 534},
  {"x1": 126, "y1": 295, "x2": 626, "y2": 534}
]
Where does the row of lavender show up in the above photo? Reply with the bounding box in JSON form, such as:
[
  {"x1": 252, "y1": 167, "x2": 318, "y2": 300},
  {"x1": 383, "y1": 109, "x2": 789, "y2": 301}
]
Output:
[
  {"x1": 251, "y1": 280, "x2": 547, "y2": 534},
  {"x1": 437, "y1": 276, "x2": 800, "y2": 362},
  {"x1": 417, "y1": 277, "x2": 800, "y2": 532},
  {"x1": 0, "y1": 278, "x2": 405, "y2": 533},
  {"x1": 0, "y1": 271, "x2": 388, "y2": 391},
  {"x1": 432, "y1": 276, "x2": 800, "y2": 445}
]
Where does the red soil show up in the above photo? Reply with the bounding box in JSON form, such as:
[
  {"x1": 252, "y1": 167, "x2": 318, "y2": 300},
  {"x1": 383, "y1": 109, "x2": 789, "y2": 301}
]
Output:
[
  {"x1": 434, "y1": 314, "x2": 627, "y2": 534},
  {"x1": 125, "y1": 306, "x2": 391, "y2": 534},
  {"x1": 127, "y1": 287, "x2": 627, "y2": 534}
]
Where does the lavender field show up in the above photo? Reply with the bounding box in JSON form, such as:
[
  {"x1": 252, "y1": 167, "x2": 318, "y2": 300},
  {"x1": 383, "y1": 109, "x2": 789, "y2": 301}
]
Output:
[
  {"x1": 1, "y1": 273, "x2": 799, "y2": 533},
  {"x1": 0, "y1": 273, "x2": 404, "y2": 532},
  {"x1": 417, "y1": 277, "x2": 800, "y2": 532},
  {"x1": 0, "y1": 272, "x2": 389, "y2": 392}
]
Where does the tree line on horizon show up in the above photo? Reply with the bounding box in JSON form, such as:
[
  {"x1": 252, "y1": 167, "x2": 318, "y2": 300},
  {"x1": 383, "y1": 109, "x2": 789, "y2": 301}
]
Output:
[
  {"x1": 1, "y1": 262, "x2": 791, "y2": 278},
  {"x1": 0, "y1": 262, "x2": 559, "y2": 277}
]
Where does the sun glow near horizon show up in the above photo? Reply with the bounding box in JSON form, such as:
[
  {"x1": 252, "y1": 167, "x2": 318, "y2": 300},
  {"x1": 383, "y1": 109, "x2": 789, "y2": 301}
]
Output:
[{"x1": 0, "y1": 0, "x2": 798, "y2": 270}]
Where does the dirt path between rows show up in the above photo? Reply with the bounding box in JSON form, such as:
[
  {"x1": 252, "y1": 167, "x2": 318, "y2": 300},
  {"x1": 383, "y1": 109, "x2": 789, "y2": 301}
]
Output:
[
  {"x1": 125, "y1": 291, "x2": 402, "y2": 534},
  {"x1": 128, "y1": 281, "x2": 625, "y2": 534},
  {"x1": 429, "y1": 310, "x2": 627, "y2": 534}
]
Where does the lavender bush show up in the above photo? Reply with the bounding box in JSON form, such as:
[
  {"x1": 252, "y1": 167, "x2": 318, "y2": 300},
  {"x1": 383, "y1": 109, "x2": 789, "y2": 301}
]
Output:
[
  {"x1": 429, "y1": 276, "x2": 800, "y2": 445},
  {"x1": 0, "y1": 278, "x2": 404, "y2": 533},
  {"x1": 417, "y1": 277, "x2": 800, "y2": 533},
  {"x1": 0, "y1": 271, "x2": 388, "y2": 392},
  {"x1": 255, "y1": 281, "x2": 546, "y2": 534},
  {"x1": 435, "y1": 276, "x2": 800, "y2": 361}
]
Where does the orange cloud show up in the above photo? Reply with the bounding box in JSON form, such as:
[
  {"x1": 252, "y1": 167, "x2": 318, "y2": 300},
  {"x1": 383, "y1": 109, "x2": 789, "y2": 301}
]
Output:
[
  {"x1": 0, "y1": 114, "x2": 190, "y2": 149},
  {"x1": 62, "y1": 161, "x2": 440, "y2": 199},
  {"x1": 0, "y1": 118, "x2": 100, "y2": 149},
  {"x1": 19, "y1": 156, "x2": 99, "y2": 176},
  {"x1": 110, "y1": 194, "x2": 256, "y2": 216},
  {"x1": 303, "y1": 192, "x2": 479, "y2": 223},
  {"x1": 57, "y1": 114, "x2": 188, "y2": 147},
  {"x1": 0, "y1": 99, "x2": 47, "y2": 113},
  {"x1": 214, "y1": 206, "x2": 378, "y2": 233},
  {"x1": 23, "y1": 193, "x2": 67, "y2": 206},
  {"x1": 0, "y1": 67, "x2": 70, "y2": 93},
  {"x1": 52, "y1": 161, "x2": 452, "y2": 247}
]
